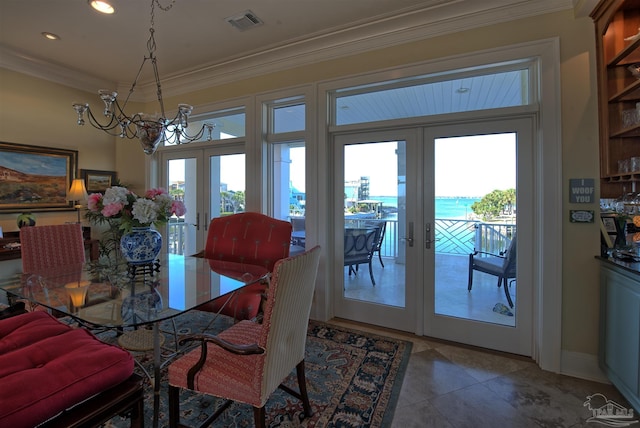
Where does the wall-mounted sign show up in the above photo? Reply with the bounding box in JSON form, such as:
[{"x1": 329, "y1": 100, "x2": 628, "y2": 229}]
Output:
[
  {"x1": 569, "y1": 178, "x2": 595, "y2": 203},
  {"x1": 570, "y1": 210, "x2": 594, "y2": 223}
]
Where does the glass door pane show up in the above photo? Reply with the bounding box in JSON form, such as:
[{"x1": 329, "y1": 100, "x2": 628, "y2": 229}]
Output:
[
  {"x1": 162, "y1": 151, "x2": 203, "y2": 256},
  {"x1": 209, "y1": 153, "x2": 245, "y2": 218},
  {"x1": 424, "y1": 118, "x2": 533, "y2": 356},
  {"x1": 343, "y1": 141, "x2": 404, "y2": 306},
  {"x1": 434, "y1": 133, "x2": 516, "y2": 326},
  {"x1": 335, "y1": 131, "x2": 417, "y2": 333}
]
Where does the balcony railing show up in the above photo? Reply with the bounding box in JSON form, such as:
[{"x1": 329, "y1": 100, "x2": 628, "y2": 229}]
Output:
[{"x1": 166, "y1": 217, "x2": 515, "y2": 258}]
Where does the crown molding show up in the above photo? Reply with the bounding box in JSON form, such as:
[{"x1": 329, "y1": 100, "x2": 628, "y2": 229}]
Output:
[
  {"x1": 0, "y1": 45, "x2": 116, "y2": 94},
  {"x1": 1, "y1": 0, "x2": 576, "y2": 102}
]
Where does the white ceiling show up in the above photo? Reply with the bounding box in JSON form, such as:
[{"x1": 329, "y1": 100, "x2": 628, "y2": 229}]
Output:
[{"x1": 0, "y1": 0, "x2": 596, "y2": 99}]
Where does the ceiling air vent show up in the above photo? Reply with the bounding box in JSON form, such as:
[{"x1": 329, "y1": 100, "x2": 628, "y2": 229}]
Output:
[{"x1": 225, "y1": 10, "x2": 264, "y2": 31}]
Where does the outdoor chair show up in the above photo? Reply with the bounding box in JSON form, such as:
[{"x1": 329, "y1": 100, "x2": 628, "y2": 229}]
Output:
[
  {"x1": 193, "y1": 212, "x2": 292, "y2": 321},
  {"x1": 290, "y1": 216, "x2": 306, "y2": 246},
  {"x1": 468, "y1": 234, "x2": 517, "y2": 307},
  {"x1": 168, "y1": 246, "x2": 321, "y2": 428},
  {"x1": 364, "y1": 220, "x2": 386, "y2": 267},
  {"x1": 344, "y1": 228, "x2": 379, "y2": 286}
]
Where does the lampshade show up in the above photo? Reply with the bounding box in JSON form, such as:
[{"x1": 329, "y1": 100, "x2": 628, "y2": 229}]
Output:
[
  {"x1": 67, "y1": 179, "x2": 88, "y2": 204},
  {"x1": 65, "y1": 280, "x2": 91, "y2": 311},
  {"x1": 67, "y1": 178, "x2": 88, "y2": 223}
]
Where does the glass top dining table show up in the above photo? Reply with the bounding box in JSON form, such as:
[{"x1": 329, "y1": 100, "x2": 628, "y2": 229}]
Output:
[
  {"x1": 0, "y1": 253, "x2": 270, "y2": 428},
  {"x1": 0, "y1": 253, "x2": 270, "y2": 329}
]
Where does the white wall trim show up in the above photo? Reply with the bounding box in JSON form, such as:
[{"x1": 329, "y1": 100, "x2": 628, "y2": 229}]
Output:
[{"x1": 561, "y1": 350, "x2": 609, "y2": 383}]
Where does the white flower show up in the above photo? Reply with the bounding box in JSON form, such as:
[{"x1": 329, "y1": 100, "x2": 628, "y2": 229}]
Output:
[
  {"x1": 131, "y1": 198, "x2": 158, "y2": 225},
  {"x1": 102, "y1": 186, "x2": 130, "y2": 206}
]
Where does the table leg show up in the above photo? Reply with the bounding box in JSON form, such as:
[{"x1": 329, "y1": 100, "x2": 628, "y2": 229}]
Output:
[{"x1": 153, "y1": 322, "x2": 161, "y2": 428}]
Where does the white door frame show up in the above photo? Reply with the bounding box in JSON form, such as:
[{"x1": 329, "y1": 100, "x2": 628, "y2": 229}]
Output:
[
  {"x1": 318, "y1": 38, "x2": 562, "y2": 372},
  {"x1": 423, "y1": 118, "x2": 534, "y2": 356},
  {"x1": 333, "y1": 129, "x2": 420, "y2": 332}
]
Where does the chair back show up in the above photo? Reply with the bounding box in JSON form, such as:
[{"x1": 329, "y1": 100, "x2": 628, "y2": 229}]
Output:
[
  {"x1": 502, "y1": 234, "x2": 517, "y2": 277},
  {"x1": 364, "y1": 220, "x2": 386, "y2": 253},
  {"x1": 290, "y1": 216, "x2": 305, "y2": 232},
  {"x1": 20, "y1": 224, "x2": 86, "y2": 273},
  {"x1": 203, "y1": 212, "x2": 292, "y2": 271},
  {"x1": 259, "y1": 246, "x2": 321, "y2": 398},
  {"x1": 344, "y1": 228, "x2": 377, "y2": 265}
]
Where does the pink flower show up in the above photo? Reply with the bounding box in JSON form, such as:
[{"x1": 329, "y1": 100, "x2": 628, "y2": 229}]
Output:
[
  {"x1": 171, "y1": 200, "x2": 186, "y2": 217},
  {"x1": 87, "y1": 193, "x2": 102, "y2": 212},
  {"x1": 145, "y1": 188, "x2": 168, "y2": 199},
  {"x1": 101, "y1": 202, "x2": 124, "y2": 217}
]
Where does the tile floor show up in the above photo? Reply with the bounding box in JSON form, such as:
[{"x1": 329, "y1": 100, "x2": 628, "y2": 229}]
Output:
[{"x1": 328, "y1": 318, "x2": 635, "y2": 428}]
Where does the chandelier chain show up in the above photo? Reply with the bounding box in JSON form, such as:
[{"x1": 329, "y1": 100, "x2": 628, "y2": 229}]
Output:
[
  {"x1": 151, "y1": 0, "x2": 176, "y2": 29},
  {"x1": 72, "y1": 0, "x2": 214, "y2": 155}
]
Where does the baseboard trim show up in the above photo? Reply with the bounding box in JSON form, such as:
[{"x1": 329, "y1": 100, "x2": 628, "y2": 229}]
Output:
[{"x1": 560, "y1": 350, "x2": 609, "y2": 384}]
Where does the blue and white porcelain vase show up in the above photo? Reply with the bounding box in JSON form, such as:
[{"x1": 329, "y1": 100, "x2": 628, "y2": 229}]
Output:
[{"x1": 119, "y1": 226, "x2": 162, "y2": 265}]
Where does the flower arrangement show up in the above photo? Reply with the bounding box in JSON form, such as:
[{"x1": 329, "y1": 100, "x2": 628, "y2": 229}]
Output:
[{"x1": 86, "y1": 186, "x2": 186, "y2": 234}]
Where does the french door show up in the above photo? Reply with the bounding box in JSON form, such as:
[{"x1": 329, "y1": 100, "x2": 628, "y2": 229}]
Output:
[
  {"x1": 333, "y1": 129, "x2": 420, "y2": 332},
  {"x1": 159, "y1": 147, "x2": 246, "y2": 257},
  {"x1": 333, "y1": 118, "x2": 533, "y2": 355},
  {"x1": 423, "y1": 118, "x2": 533, "y2": 356}
]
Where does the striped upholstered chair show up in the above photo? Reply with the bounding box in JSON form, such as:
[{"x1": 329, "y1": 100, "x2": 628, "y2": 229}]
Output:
[
  {"x1": 194, "y1": 212, "x2": 293, "y2": 320},
  {"x1": 168, "y1": 246, "x2": 321, "y2": 428}
]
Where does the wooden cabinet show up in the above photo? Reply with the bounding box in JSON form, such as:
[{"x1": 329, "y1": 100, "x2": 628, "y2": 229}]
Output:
[
  {"x1": 591, "y1": 0, "x2": 640, "y2": 198},
  {"x1": 599, "y1": 260, "x2": 640, "y2": 413}
]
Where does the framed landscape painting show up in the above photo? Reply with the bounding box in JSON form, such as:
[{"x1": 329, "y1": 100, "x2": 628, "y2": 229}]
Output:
[
  {"x1": 0, "y1": 142, "x2": 78, "y2": 213},
  {"x1": 81, "y1": 169, "x2": 117, "y2": 193}
]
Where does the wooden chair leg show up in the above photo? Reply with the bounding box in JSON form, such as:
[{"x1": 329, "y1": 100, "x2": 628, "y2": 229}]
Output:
[
  {"x1": 253, "y1": 406, "x2": 266, "y2": 428},
  {"x1": 296, "y1": 360, "x2": 313, "y2": 418},
  {"x1": 169, "y1": 385, "x2": 180, "y2": 428}
]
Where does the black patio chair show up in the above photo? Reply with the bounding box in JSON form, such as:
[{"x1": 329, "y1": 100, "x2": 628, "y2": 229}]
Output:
[
  {"x1": 344, "y1": 227, "x2": 379, "y2": 286},
  {"x1": 468, "y1": 233, "x2": 517, "y2": 307},
  {"x1": 365, "y1": 220, "x2": 387, "y2": 267}
]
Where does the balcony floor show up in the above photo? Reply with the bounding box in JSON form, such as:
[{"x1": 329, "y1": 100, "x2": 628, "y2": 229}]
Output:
[{"x1": 343, "y1": 253, "x2": 516, "y2": 327}]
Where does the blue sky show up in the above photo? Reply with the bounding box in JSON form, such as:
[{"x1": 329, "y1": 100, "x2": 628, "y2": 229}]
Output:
[{"x1": 0, "y1": 152, "x2": 68, "y2": 176}]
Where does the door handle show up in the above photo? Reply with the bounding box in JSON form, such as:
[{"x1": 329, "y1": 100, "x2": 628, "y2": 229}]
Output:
[
  {"x1": 196, "y1": 212, "x2": 200, "y2": 231},
  {"x1": 401, "y1": 221, "x2": 414, "y2": 247},
  {"x1": 425, "y1": 222, "x2": 440, "y2": 249},
  {"x1": 204, "y1": 212, "x2": 208, "y2": 231}
]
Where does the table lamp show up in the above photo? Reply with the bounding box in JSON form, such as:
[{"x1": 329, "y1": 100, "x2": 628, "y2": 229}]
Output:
[{"x1": 67, "y1": 179, "x2": 88, "y2": 223}]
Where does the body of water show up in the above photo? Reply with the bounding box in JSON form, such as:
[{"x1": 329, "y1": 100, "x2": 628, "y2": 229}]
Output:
[{"x1": 373, "y1": 196, "x2": 479, "y2": 220}]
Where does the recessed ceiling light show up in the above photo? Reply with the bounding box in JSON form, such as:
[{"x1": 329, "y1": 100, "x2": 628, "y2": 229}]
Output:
[
  {"x1": 41, "y1": 32, "x2": 61, "y2": 41},
  {"x1": 89, "y1": 0, "x2": 115, "y2": 14}
]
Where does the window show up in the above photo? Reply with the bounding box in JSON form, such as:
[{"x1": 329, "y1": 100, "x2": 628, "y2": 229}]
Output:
[{"x1": 334, "y1": 66, "x2": 531, "y2": 125}]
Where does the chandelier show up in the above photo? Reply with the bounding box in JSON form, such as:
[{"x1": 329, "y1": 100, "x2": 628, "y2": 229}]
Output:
[{"x1": 72, "y1": 0, "x2": 214, "y2": 155}]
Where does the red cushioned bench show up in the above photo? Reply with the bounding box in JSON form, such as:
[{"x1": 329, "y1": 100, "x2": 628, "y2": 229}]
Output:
[{"x1": 0, "y1": 309, "x2": 143, "y2": 427}]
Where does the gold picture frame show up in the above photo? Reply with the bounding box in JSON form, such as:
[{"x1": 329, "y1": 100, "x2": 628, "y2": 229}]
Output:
[
  {"x1": 0, "y1": 142, "x2": 78, "y2": 213},
  {"x1": 81, "y1": 169, "x2": 117, "y2": 194}
]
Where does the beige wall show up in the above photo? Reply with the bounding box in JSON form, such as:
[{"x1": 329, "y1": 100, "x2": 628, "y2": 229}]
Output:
[{"x1": 0, "y1": 9, "x2": 600, "y2": 357}]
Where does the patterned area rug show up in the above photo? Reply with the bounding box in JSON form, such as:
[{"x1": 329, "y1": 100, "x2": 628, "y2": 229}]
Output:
[{"x1": 100, "y1": 311, "x2": 412, "y2": 427}]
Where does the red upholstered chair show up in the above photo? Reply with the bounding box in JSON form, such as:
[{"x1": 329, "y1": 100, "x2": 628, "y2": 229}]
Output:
[
  {"x1": 168, "y1": 246, "x2": 321, "y2": 428},
  {"x1": 195, "y1": 212, "x2": 293, "y2": 320},
  {"x1": 20, "y1": 224, "x2": 86, "y2": 273}
]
